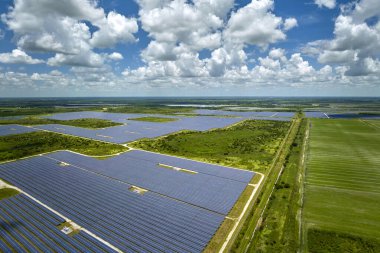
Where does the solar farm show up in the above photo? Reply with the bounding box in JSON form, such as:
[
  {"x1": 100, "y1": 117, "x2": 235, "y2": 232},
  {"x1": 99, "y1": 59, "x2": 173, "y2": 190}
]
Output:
[
  {"x1": 0, "y1": 109, "x2": 267, "y2": 253},
  {"x1": 1, "y1": 100, "x2": 380, "y2": 253},
  {"x1": 0, "y1": 150, "x2": 255, "y2": 252}
]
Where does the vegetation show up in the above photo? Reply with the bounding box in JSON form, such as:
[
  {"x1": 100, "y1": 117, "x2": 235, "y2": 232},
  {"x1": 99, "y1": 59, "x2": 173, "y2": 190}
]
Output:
[
  {"x1": 132, "y1": 120, "x2": 291, "y2": 173},
  {"x1": 307, "y1": 229, "x2": 380, "y2": 253},
  {"x1": 303, "y1": 119, "x2": 380, "y2": 251},
  {"x1": 246, "y1": 119, "x2": 306, "y2": 252},
  {"x1": 0, "y1": 117, "x2": 122, "y2": 129},
  {"x1": 0, "y1": 131, "x2": 128, "y2": 162},
  {"x1": 0, "y1": 188, "x2": 19, "y2": 200},
  {"x1": 230, "y1": 117, "x2": 301, "y2": 252},
  {"x1": 128, "y1": 117, "x2": 178, "y2": 123}
]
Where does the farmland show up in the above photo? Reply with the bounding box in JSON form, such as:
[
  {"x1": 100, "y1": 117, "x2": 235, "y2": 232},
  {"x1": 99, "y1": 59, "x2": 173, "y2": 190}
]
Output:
[{"x1": 303, "y1": 119, "x2": 380, "y2": 252}]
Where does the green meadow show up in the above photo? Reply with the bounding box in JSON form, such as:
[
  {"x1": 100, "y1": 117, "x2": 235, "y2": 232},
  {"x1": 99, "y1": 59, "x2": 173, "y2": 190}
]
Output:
[{"x1": 303, "y1": 119, "x2": 380, "y2": 252}]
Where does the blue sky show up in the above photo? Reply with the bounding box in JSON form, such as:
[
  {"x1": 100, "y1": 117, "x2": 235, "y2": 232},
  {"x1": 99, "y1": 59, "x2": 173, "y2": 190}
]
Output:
[{"x1": 0, "y1": 0, "x2": 379, "y2": 97}]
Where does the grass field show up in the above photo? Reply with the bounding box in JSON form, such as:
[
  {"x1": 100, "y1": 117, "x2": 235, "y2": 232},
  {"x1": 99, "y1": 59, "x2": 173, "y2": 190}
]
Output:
[
  {"x1": 0, "y1": 117, "x2": 122, "y2": 129},
  {"x1": 128, "y1": 117, "x2": 178, "y2": 123},
  {"x1": 0, "y1": 131, "x2": 128, "y2": 162},
  {"x1": 132, "y1": 120, "x2": 291, "y2": 173},
  {"x1": 303, "y1": 119, "x2": 380, "y2": 252}
]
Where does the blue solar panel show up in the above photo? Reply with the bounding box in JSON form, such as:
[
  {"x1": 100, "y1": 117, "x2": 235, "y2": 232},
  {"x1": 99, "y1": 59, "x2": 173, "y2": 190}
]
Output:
[
  {"x1": 0, "y1": 125, "x2": 39, "y2": 137},
  {"x1": 304, "y1": 112, "x2": 328, "y2": 118},
  {"x1": 0, "y1": 156, "x2": 228, "y2": 252},
  {"x1": 36, "y1": 111, "x2": 292, "y2": 143},
  {"x1": 0, "y1": 194, "x2": 116, "y2": 252},
  {"x1": 46, "y1": 150, "x2": 254, "y2": 214}
]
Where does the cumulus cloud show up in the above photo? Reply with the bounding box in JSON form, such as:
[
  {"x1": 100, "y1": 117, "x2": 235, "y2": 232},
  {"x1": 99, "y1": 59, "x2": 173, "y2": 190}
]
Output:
[
  {"x1": 224, "y1": 0, "x2": 296, "y2": 49},
  {"x1": 0, "y1": 49, "x2": 43, "y2": 64},
  {"x1": 284, "y1": 18, "x2": 298, "y2": 31},
  {"x1": 306, "y1": 0, "x2": 380, "y2": 76},
  {"x1": 90, "y1": 11, "x2": 138, "y2": 48},
  {"x1": 108, "y1": 52, "x2": 124, "y2": 61},
  {"x1": 315, "y1": 0, "x2": 336, "y2": 9},
  {"x1": 2, "y1": 0, "x2": 138, "y2": 67}
]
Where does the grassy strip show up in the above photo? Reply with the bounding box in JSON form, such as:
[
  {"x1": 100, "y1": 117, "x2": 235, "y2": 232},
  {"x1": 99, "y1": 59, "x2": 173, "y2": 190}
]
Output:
[
  {"x1": 246, "y1": 119, "x2": 307, "y2": 252},
  {"x1": 0, "y1": 188, "x2": 19, "y2": 200},
  {"x1": 131, "y1": 120, "x2": 291, "y2": 173},
  {"x1": 0, "y1": 117, "x2": 122, "y2": 129},
  {"x1": 0, "y1": 131, "x2": 128, "y2": 162},
  {"x1": 230, "y1": 116, "x2": 301, "y2": 252},
  {"x1": 128, "y1": 117, "x2": 178, "y2": 123},
  {"x1": 308, "y1": 229, "x2": 380, "y2": 253}
]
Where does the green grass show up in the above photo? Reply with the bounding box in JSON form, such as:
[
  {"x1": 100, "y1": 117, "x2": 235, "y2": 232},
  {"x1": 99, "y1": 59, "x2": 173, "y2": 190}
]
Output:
[
  {"x1": 0, "y1": 131, "x2": 128, "y2": 162},
  {"x1": 231, "y1": 117, "x2": 301, "y2": 252},
  {"x1": 303, "y1": 119, "x2": 380, "y2": 251},
  {"x1": 131, "y1": 120, "x2": 290, "y2": 173},
  {"x1": 247, "y1": 120, "x2": 306, "y2": 252},
  {"x1": 0, "y1": 188, "x2": 19, "y2": 200},
  {"x1": 128, "y1": 117, "x2": 178, "y2": 123},
  {"x1": 0, "y1": 117, "x2": 122, "y2": 129}
]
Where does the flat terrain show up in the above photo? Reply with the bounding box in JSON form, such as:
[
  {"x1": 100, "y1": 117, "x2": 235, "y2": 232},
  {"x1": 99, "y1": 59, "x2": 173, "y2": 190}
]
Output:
[
  {"x1": 129, "y1": 117, "x2": 178, "y2": 122},
  {"x1": 0, "y1": 131, "x2": 128, "y2": 162},
  {"x1": 132, "y1": 120, "x2": 290, "y2": 173},
  {"x1": 303, "y1": 119, "x2": 380, "y2": 251},
  {"x1": 0, "y1": 117, "x2": 122, "y2": 129},
  {"x1": 246, "y1": 119, "x2": 306, "y2": 252}
]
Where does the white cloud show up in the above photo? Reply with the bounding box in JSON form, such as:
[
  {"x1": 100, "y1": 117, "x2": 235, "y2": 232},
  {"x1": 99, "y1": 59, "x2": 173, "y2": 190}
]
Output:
[
  {"x1": 47, "y1": 50, "x2": 103, "y2": 68},
  {"x1": 224, "y1": 0, "x2": 294, "y2": 48},
  {"x1": 2, "y1": 0, "x2": 138, "y2": 68},
  {"x1": 108, "y1": 52, "x2": 124, "y2": 61},
  {"x1": 315, "y1": 0, "x2": 336, "y2": 9},
  {"x1": 0, "y1": 49, "x2": 43, "y2": 64},
  {"x1": 138, "y1": 0, "x2": 226, "y2": 55},
  {"x1": 308, "y1": 0, "x2": 380, "y2": 76},
  {"x1": 284, "y1": 18, "x2": 298, "y2": 31},
  {"x1": 90, "y1": 11, "x2": 138, "y2": 48}
]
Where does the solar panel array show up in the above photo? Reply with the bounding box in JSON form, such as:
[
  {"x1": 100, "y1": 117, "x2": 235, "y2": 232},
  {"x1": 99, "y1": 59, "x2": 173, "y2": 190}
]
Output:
[
  {"x1": 35, "y1": 115, "x2": 243, "y2": 143},
  {"x1": 194, "y1": 109, "x2": 295, "y2": 119},
  {"x1": 46, "y1": 150, "x2": 254, "y2": 214},
  {"x1": 0, "y1": 194, "x2": 116, "y2": 253},
  {"x1": 304, "y1": 112, "x2": 329, "y2": 118},
  {"x1": 0, "y1": 155, "x2": 232, "y2": 252},
  {"x1": 0, "y1": 124, "x2": 39, "y2": 137}
]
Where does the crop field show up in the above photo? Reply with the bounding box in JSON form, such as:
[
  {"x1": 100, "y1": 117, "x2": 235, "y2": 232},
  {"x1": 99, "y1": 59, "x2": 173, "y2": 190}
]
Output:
[{"x1": 303, "y1": 119, "x2": 380, "y2": 251}]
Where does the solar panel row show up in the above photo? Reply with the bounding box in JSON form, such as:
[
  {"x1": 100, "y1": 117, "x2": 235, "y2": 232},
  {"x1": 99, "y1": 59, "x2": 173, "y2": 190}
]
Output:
[
  {"x1": 46, "y1": 150, "x2": 254, "y2": 214},
  {"x1": 0, "y1": 156, "x2": 226, "y2": 253},
  {"x1": 35, "y1": 116, "x2": 244, "y2": 143},
  {"x1": 0, "y1": 194, "x2": 116, "y2": 253},
  {"x1": 0, "y1": 124, "x2": 39, "y2": 137},
  {"x1": 194, "y1": 109, "x2": 295, "y2": 118}
]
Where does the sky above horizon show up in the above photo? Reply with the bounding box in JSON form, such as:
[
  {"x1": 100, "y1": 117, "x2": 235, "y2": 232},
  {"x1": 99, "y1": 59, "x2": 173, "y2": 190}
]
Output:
[{"x1": 0, "y1": 0, "x2": 379, "y2": 97}]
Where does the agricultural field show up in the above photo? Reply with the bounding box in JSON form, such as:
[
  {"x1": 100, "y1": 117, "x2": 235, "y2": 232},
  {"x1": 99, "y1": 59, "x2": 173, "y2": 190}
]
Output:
[
  {"x1": 303, "y1": 119, "x2": 380, "y2": 252},
  {"x1": 132, "y1": 120, "x2": 291, "y2": 173}
]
